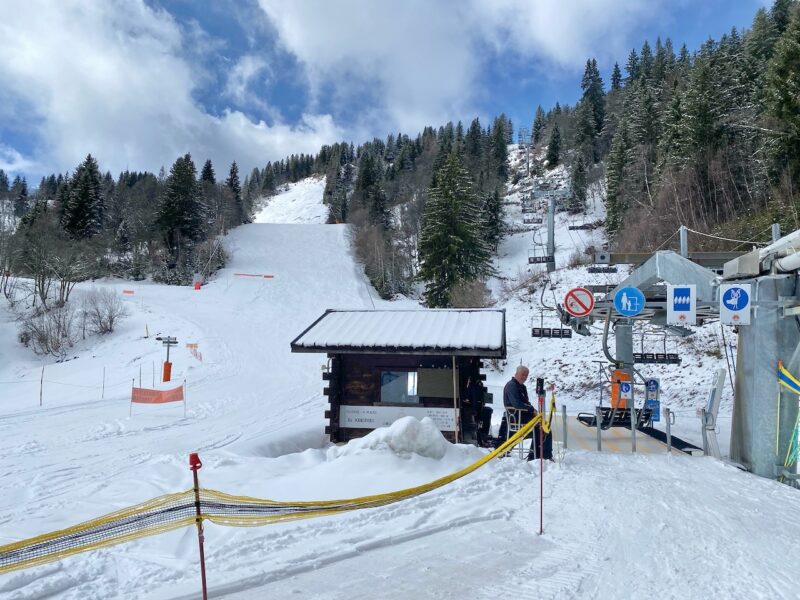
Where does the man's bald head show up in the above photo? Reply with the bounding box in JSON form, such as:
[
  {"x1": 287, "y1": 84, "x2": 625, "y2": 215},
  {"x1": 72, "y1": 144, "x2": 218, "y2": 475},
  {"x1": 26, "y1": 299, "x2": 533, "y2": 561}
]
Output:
[{"x1": 514, "y1": 366, "x2": 529, "y2": 384}]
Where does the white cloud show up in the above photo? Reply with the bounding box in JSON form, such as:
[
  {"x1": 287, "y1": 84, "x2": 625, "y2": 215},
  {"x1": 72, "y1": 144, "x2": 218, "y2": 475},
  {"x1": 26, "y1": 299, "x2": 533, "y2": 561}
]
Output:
[
  {"x1": 257, "y1": 0, "x2": 673, "y2": 133},
  {"x1": 225, "y1": 54, "x2": 271, "y2": 105},
  {"x1": 0, "y1": 144, "x2": 35, "y2": 174},
  {"x1": 0, "y1": 0, "x2": 344, "y2": 178},
  {"x1": 257, "y1": 0, "x2": 478, "y2": 133},
  {"x1": 468, "y1": 0, "x2": 672, "y2": 68}
]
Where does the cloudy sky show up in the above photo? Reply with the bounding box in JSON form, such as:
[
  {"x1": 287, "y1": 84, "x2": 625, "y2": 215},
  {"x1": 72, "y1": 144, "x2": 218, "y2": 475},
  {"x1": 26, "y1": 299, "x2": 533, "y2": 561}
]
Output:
[{"x1": 0, "y1": 0, "x2": 768, "y2": 182}]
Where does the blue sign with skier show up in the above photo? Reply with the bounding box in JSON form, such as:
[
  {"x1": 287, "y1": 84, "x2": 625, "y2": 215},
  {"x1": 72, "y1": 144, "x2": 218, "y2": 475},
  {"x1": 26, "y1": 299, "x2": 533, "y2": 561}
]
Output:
[
  {"x1": 722, "y1": 287, "x2": 748, "y2": 311},
  {"x1": 720, "y1": 283, "x2": 752, "y2": 325},
  {"x1": 613, "y1": 287, "x2": 645, "y2": 317}
]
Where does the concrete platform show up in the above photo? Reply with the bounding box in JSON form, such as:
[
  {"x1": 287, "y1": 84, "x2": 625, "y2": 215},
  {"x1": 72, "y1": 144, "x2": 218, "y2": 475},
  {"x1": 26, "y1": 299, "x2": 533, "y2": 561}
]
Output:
[{"x1": 544, "y1": 416, "x2": 683, "y2": 455}]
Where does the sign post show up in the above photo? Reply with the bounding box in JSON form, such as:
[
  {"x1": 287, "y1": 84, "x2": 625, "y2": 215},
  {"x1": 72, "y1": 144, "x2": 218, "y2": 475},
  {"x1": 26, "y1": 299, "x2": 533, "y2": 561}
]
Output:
[
  {"x1": 564, "y1": 287, "x2": 595, "y2": 317},
  {"x1": 613, "y1": 287, "x2": 646, "y2": 318},
  {"x1": 645, "y1": 378, "x2": 660, "y2": 422},
  {"x1": 619, "y1": 382, "x2": 633, "y2": 403},
  {"x1": 720, "y1": 283, "x2": 752, "y2": 325},
  {"x1": 156, "y1": 336, "x2": 179, "y2": 382},
  {"x1": 667, "y1": 284, "x2": 697, "y2": 325}
]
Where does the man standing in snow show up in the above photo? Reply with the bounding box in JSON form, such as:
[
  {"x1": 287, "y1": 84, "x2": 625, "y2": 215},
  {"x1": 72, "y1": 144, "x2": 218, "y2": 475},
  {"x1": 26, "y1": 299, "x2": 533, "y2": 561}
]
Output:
[{"x1": 498, "y1": 366, "x2": 540, "y2": 460}]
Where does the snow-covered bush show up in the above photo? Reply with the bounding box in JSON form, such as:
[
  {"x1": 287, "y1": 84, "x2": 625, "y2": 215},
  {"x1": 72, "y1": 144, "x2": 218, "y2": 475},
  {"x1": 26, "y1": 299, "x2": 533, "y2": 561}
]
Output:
[
  {"x1": 83, "y1": 289, "x2": 128, "y2": 335},
  {"x1": 18, "y1": 304, "x2": 78, "y2": 359}
]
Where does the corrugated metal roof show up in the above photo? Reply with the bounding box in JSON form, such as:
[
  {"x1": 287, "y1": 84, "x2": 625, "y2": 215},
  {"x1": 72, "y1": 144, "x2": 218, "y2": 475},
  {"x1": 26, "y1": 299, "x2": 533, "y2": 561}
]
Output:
[{"x1": 291, "y1": 309, "x2": 506, "y2": 357}]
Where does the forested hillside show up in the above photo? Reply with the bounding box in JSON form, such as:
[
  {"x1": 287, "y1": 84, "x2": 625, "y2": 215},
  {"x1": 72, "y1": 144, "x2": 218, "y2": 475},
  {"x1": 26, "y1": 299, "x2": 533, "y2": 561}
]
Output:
[
  {"x1": 544, "y1": 0, "x2": 800, "y2": 249},
  {"x1": 1, "y1": 0, "x2": 798, "y2": 308}
]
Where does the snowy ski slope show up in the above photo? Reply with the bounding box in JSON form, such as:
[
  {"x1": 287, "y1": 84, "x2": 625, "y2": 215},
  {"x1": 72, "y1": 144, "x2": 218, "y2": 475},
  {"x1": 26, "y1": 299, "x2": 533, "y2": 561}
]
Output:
[{"x1": 0, "y1": 172, "x2": 798, "y2": 599}]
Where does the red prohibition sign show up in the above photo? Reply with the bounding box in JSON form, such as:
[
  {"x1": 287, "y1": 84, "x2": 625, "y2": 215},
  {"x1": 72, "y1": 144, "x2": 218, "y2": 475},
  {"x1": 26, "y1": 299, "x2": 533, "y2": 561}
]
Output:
[{"x1": 564, "y1": 287, "x2": 595, "y2": 317}]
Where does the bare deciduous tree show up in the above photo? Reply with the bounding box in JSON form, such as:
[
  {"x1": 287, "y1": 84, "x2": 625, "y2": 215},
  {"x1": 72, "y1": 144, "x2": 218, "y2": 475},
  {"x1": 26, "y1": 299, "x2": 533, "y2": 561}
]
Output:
[{"x1": 83, "y1": 289, "x2": 128, "y2": 334}]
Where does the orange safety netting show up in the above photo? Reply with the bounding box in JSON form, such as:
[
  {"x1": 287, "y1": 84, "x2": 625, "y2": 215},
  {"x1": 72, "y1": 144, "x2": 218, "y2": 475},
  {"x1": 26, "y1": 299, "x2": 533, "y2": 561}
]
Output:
[{"x1": 131, "y1": 385, "x2": 184, "y2": 404}]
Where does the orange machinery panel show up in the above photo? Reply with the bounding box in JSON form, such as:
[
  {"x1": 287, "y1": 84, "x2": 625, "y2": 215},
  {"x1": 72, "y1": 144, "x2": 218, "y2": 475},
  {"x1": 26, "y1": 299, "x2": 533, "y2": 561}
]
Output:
[{"x1": 610, "y1": 369, "x2": 631, "y2": 409}]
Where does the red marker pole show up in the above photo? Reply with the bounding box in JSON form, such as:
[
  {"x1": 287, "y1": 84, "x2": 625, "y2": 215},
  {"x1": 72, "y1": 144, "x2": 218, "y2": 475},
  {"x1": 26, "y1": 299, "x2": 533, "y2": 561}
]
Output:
[{"x1": 189, "y1": 453, "x2": 208, "y2": 600}]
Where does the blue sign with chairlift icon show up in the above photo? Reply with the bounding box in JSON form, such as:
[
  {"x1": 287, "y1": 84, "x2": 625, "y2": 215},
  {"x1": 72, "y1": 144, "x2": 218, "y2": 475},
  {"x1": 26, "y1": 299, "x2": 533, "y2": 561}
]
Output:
[{"x1": 613, "y1": 287, "x2": 645, "y2": 317}]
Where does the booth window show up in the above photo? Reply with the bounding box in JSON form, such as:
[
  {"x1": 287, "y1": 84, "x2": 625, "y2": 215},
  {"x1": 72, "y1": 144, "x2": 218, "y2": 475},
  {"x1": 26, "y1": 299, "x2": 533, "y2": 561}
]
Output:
[{"x1": 380, "y1": 371, "x2": 419, "y2": 404}]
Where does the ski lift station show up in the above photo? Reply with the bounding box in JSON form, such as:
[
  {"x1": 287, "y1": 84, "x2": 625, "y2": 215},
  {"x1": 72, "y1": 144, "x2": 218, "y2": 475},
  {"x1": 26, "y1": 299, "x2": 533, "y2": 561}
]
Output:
[
  {"x1": 562, "y1": 225, "x2": 800, "y2": 485},
  {"x1": 291, "y1": 309, "x2": 506, "y2": 444}
]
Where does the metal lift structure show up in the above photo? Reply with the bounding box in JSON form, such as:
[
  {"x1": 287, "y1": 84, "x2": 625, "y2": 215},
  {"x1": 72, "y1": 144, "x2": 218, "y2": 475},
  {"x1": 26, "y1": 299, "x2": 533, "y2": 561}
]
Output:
[{"x1": 561, "y1": 225, "x2": 800, "y2": 484}]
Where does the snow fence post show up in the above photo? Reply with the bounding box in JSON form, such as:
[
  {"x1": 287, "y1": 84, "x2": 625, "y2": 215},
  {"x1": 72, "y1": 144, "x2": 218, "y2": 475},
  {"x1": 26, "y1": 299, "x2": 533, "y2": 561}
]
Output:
[
  {"x1": 189, "y1": 453, "x2": 208, "y2": 600},
  {"x1": 536, "y1": 378, "x2": 545, "y2": 536},
  {"x1": 595, "y1": 406, "x2": 602, "y2": 452},
  {"x1": 561, "y1": 404, "x2": 568, "y2": 450},
  {"x1": 665, "y1": 408, "x2": 673, "y2": 453}
]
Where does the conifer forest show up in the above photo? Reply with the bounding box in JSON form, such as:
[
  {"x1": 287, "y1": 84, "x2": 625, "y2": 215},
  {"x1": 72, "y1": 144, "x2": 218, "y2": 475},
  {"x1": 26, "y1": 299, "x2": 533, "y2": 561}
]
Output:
[{"x1": 0, "y1": 0, "x2": 798, "y2": 308}]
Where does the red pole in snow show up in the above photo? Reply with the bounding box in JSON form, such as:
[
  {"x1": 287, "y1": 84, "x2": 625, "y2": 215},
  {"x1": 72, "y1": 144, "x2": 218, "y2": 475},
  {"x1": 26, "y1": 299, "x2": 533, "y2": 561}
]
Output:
[{"x1": 189, "y1": 453, "x2": 208, "y2": 600}]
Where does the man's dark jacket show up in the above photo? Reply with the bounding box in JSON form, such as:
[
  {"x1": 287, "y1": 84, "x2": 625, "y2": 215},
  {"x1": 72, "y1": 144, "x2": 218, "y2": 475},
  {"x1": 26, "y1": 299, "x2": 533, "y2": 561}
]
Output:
[{"x1": 503, "y1": 377, "x2": 534, "y2": 412}]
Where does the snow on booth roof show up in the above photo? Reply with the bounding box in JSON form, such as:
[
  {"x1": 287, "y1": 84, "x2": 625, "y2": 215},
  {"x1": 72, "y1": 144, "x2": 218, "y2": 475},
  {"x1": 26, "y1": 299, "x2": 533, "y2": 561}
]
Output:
[{"x1": 291, "y1": 309, "x2": 506, "y2": 357}]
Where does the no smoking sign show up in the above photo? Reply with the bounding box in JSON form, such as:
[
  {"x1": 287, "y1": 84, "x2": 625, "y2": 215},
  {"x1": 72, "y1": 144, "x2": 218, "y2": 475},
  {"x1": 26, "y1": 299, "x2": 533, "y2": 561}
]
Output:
[{"x1": 564, "y1": 287, "x2": 595, "y2": 317}]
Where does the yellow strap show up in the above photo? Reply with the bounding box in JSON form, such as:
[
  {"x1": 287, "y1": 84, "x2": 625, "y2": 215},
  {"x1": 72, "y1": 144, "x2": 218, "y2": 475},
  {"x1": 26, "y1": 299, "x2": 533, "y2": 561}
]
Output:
[{"x1": 0, "y1": 417, "x2": 542, "y2": 574}]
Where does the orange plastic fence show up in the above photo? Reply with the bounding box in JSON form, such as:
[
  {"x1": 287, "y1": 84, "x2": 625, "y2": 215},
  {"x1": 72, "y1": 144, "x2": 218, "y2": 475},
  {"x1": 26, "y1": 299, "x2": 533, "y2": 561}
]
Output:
[{"x1": 131, "y1": 385, "x2": 184, "y2": 404}]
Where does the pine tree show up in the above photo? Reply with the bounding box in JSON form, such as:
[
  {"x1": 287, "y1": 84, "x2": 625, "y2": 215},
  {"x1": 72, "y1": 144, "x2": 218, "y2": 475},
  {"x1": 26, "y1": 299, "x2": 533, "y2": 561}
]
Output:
[
  {"x1": 491, "y1": 115, "x2": 509, "y2": 178},
  {"x1": 571, "y1": 154, "x2": 588, "y2": 210},
  {"x1": 573, "y1": 100, "x2": 596, "y2": 162},
  {"x1": 12, "y1": 176, "x2": 29, "y2": 218},
  {"x1": 225, "y1": 161, "x2": 243, "y2": 225},
  {"x1": 611, "y1": 62, "x2": 622, "y2": 90},
  {"x1": 417, "y1": 153, "x2": 493, "y2": 308},
  {"x1": 157, "y1": 153, "x2": 205, "y2": 255},
  {"x1": 640, "y1": 40, "x2": 654, "y2": 81},
  {"x1": 545, "y1": 124, "x2": 561, "y2": 166},
  {"x1": 0, "y1": 170, "x2": 8, "y2": 196},
  {"x1": 771, "y1": 0, "x2": 794, "y2": 35},
  {"x1": 605, "y1": 123, "x2": 632, "y2": 237},
  {"x1": 659, "y1": 84, "x2": 690, "y2": 168},
  {"x1": 354, "y1": 150, "x2": 390, "y2": 228},
  {"x1": 767, "y1": 3, "x2": 800, "y2": 177},
  {"x1": 59, "y1": 154, "x2": 105, "y2": 238},
  {"x1": 201, "y1": 159, "x2": 216, "y2": 185},
  {"x1": 532, "y1": 106, "x2": 547, "y2": 145},
  {"x1": 581, "y1": 58, "x2": 605, "y2": 134},
  {"x1": 482, "y1": 189, "x2": 504, "y2": 251},
  {"x1": 465, "y1": 117, "x2": 483, "y2": 162},
  {"x1": 625, "y1": 49, "x2": 640, "y2": 82}
]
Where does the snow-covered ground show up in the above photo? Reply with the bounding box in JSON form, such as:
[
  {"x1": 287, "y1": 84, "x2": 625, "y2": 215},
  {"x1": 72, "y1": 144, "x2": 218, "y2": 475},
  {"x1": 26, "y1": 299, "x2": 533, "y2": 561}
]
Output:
[
  {"x1": 0, "y1": 160, "x2": 797, "y2": 599},
  {"x1": 253, "y1": 176, "x2": 328, "y2": 224}
]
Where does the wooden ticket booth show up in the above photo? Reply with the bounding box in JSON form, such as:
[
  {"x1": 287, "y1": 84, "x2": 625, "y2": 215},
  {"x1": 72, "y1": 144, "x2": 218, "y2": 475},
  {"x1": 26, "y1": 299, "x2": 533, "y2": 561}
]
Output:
[{"x1": 290, "y1": 309, "x2": 506, "y2": 443}]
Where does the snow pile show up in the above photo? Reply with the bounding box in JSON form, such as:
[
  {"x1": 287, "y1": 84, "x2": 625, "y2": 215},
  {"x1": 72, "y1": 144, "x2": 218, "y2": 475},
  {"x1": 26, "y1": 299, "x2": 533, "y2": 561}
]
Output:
[
  {"x1": 253, "y1": 177, "x2": 328, "y2": 224},
  {"x1": 330, "y1": 416, "x2": 449, "y2": 460}
]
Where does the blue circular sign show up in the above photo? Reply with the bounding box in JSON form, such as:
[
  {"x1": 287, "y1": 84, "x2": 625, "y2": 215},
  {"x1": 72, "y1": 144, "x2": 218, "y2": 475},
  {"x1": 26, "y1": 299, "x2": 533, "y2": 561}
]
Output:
[
  {"x1": 647, "y1": 379, "x2": 659, "y2": 393},
  {"x1": 722, "y1": 287, "x2": 749, "y2": 312},
  {"x1": 614, "y1": 287, "x2": 646, "y2": 317},
  {"x1": 620, "y1": 383, "x2": 631, "y2": 393}
]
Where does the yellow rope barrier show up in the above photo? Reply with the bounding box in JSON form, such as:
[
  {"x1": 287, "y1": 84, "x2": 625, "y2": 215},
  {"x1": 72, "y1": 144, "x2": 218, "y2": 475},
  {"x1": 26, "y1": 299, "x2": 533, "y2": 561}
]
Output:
[{"x1": 0, "y1": 415, "x2": 542, "y2": 575}]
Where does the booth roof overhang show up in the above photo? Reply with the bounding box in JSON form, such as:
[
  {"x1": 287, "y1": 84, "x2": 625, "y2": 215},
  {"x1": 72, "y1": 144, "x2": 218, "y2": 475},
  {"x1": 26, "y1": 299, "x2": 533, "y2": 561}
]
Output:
[{"x1": 291, "y1": 309, "x2": 507, "y2": 357}]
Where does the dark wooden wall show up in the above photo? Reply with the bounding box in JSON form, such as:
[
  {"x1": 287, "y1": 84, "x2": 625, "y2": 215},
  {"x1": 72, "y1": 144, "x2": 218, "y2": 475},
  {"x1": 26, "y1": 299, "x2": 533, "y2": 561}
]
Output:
[{"x1": 323, "y1": 353, "x2": 487, "y2": 444}]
